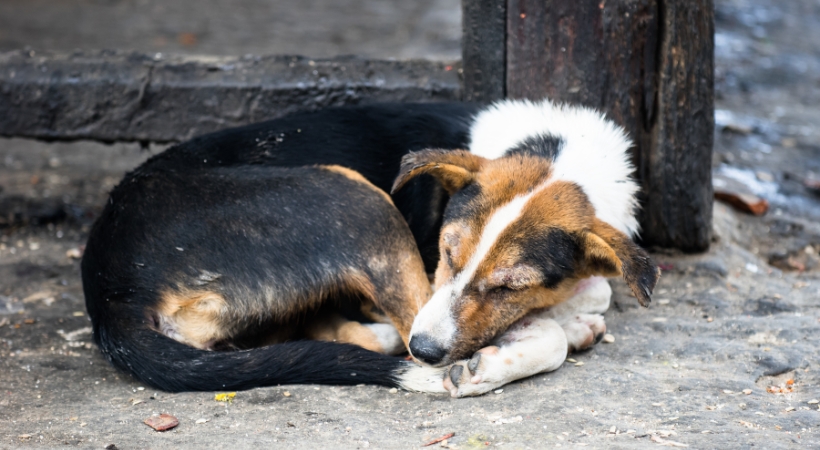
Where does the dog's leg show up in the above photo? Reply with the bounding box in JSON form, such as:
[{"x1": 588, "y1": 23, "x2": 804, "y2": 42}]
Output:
[
  {"x1": 544, "y1": 276, "x2": 611, "y2": 352},
  {"x1": 304, "y1": 313, "x2": 405, "y2": 355},
  {"x1": 367, "y1": 250, "x2": 434, "y2": 347},
  {"x1": 440, "y1": 313, "x2": 567, "y2": 397}
]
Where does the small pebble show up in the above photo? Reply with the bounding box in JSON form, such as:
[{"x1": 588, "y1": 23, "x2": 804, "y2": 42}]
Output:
[
  {"x1": 785, "y1": 407, "x2": 795, "y2": 412},
  {"x1": 808, "y1": 399, "x2": 819, "y2": 405},
  {"x1": 195, "y1": 418, "x2": 209, "y2": 424},
  {"x1": 388, "y1": 388, "x2": 398, "y2": 394},
  {"x1": 143, "y1": 414, "x2": 179, "y2": 432},
  {"x1": 566, "y1": 358, "x2": 577, "y2": 363},
  {"x1": 283, "y1": 391, "x2": 291, "y2": 397},
  {"x1": 602, "y1": 334, "x2": 615, "y2": 343},
  {"x1": 609, "y1": 426, "x2": 616, "y2": 434},
  {"x1": 743, "y1": 389, "x2": 753, "y2": 395},
  {"x1": 66, "y1": 248, "x2": 83, "y2": 259},
  {"x1": 493, "y1": 389, "x2": 503, "y2": 394},
  {"x1": 574, "y1": 361, "x2": 585, "y2": 367},
  {"x1": 722, "y1": 390, "x2": 734, "y2": 394}
]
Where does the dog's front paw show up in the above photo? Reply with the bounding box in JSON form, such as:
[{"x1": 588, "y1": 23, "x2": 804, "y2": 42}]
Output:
[
  {"x1": 442, "y1": 346, "x2": 509, "y2": 398},
  {"x1": 561, "y1": 313, "x2": 606, "y2": 353}
]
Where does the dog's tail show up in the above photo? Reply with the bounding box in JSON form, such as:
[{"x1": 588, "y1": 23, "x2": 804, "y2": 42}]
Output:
[{"x1": 93, "y1": 316, "x2": 443, "y2": 393}]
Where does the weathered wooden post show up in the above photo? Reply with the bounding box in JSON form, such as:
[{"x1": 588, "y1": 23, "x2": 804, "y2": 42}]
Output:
[{"x1": 462, "y1": 0, "x2": 714, "y2": 252}]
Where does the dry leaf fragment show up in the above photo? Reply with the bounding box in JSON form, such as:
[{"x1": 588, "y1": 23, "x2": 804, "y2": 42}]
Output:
[
  {"x1": 144, "y1": 414, "x2": 179, "y2": 431},
  {"x1": 714, "y1": 191, "x2": 769, "y2": 216},
  {"x1": 423, "y1": 432, "x2": 455, "y2": 447},
  {"x1": 650, "y1": 434, "x2": 688, "y2": 447},
  {"x1": 214, "y1": 392, "x2": 236, "y2": 402}
]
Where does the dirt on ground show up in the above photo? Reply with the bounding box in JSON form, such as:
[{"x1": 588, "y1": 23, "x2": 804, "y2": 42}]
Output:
[{"x1": 1, "y1": 0, "x2": 819, "y2": 448}]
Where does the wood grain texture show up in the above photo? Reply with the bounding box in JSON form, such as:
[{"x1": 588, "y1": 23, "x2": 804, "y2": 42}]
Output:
[
  {"x1": 462, "y1": 0, "x2": 507, "y2": 102},
  {"x1": 640, "y1": 0, "x2": 714, "y2": 251}
]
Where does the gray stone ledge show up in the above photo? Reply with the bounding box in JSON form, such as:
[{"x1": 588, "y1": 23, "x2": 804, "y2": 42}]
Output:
[{"x1": 0, "y1": 50, "x2": 461, "y2": 144}]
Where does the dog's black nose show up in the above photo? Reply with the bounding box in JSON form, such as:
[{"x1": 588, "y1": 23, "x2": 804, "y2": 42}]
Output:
[{"x1": 408, "y1": 334, "x2": 446, "y2": 365}]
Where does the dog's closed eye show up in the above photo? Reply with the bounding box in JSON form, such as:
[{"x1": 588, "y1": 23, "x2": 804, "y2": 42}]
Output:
[{"x1": 485, "y1": 265, "x2": 543, "y2": 291}]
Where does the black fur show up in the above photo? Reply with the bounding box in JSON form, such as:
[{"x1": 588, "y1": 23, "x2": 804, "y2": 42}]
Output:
[
  {"x1": 518, "y1": 228, "x2": 580, "y2": 289},
  {"x1": 138, "y1": 103, "x2": 480, "y2": 271},
  {"x1": 505, "y1": 134, "x2": 564, "y2": 160},
  {"x1": 442, "y1": 183, "x2": 483, "y2": 223},
  {"x1": 82, "y1": 103, "x2": 480, "y2": 392}
]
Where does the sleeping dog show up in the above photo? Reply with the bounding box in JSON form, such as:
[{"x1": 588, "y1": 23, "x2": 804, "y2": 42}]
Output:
[{"x1": 81, "y1": 99, "x2": 659, "y2": 396}]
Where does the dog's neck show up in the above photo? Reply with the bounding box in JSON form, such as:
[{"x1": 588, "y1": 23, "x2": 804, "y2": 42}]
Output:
[{"x1": 467, "y1": 99, "x2": 640, "y2": 238}]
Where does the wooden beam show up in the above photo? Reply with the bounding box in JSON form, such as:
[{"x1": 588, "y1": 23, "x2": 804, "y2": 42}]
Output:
[
  {"x1": 461, "y1": 0, "x2": 506, "y2": 102},
  {"x1": 0, "y1": 50, "x2": 461, "y2": 144},
  {"x1": 641, "y1": 0, "x2": 715, "y2": 252}
]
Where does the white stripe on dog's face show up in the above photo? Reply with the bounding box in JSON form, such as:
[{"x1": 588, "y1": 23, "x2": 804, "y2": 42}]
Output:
[{"x1": 409, "y1": 180, "x2": 553, "y2": 353}]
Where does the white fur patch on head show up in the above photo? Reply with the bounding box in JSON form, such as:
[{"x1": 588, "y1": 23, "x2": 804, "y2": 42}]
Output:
[
  {"x1": 468, "y1": 99, "x2": 640, "y2": 237},
  {"x1": 409, "y1": 286, "x2": 458, "y2": 350}
]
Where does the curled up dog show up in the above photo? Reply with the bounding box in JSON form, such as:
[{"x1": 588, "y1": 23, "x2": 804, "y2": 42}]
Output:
[{"x1": 81, "y1": 99, "x2": 660, "y2": 396}]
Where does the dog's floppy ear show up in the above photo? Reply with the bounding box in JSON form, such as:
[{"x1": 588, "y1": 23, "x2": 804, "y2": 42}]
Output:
[
  {"x1": 391, "y1": 149, "x2": 487, "y2": 195},
  {"x1": 580, "y1": 219, "x2": 661, "y2": 307}
]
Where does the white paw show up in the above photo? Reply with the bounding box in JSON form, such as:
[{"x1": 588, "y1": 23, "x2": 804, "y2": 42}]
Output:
[
  {"x1": 364, "y1": 323, "x2": 405, "y2": 355},
  {"x1": 442, "y1": 346, "x2": 509, "y2": 397},
  {"x1": 547, "y1": 276, "x2": 612, "y2": 318},
  {"x1": 560, "y1": 313, "x2": 606, "y2": 353}
]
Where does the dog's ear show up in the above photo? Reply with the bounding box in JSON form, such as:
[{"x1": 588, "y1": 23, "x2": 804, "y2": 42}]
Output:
[
  {"x1": 579, "y1": 219, "x2": 661, "y2": 307},
  {"x1": 391, "y1": 149, "x2": 487, "y2": 195}
]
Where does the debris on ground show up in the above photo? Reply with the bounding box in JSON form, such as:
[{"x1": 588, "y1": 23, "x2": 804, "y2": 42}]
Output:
[
  {"x1": 143, "y1": 414, "x2": 179, "y2": 431},
  {"x1": 422, "y1": 432, "x2": 455, "y2": 447},
  {"x1": 214, "y1": 392, "x2": 236, "y2": 402},
  {"x1": 714, "y1": 191, "x2": 769, "y2": 216}
]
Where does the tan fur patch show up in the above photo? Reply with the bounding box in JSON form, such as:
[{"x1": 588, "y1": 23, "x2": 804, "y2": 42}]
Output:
[
  {"x1": 392, "y1": 149, "x2": 488, "y2": 195},
  {"x1": 391, "y1": 249, "x2": 434, "y2": 343},
  {"x1": 304, "y1": 313, "x2": 387, "y2": 353},
  {"x1": 319, "y1": 165, "x2": 394, "y2": 204},
  {"x1": 156, "y1": 289, "x2": 229, "y2": 349}
]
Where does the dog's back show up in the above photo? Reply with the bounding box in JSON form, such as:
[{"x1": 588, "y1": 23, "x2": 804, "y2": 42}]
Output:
[{"x1": 139, "y1": 102, "x2": 479, "y2": 269}]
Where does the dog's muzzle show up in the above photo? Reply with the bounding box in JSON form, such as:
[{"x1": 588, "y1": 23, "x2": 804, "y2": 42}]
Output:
[{"x1": 408, "y1": 333, "x2": 447, "y2": 365}]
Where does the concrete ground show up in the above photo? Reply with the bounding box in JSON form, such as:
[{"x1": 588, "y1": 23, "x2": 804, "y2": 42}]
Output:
[{"x1": 1, "y1": 0, "x2": 820, "y2": 448}]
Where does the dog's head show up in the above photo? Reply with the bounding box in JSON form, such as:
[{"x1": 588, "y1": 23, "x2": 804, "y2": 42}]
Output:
[{"x1": 392, "y1": 147, "x2": 660, "y2": 366}]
